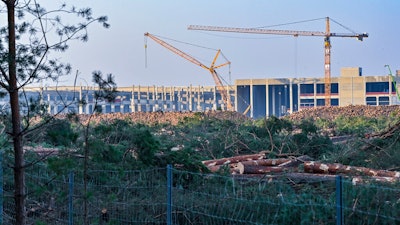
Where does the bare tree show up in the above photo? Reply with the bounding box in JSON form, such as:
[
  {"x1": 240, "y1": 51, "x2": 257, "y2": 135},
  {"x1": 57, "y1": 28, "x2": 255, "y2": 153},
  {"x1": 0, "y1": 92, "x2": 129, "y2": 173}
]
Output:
[{"x1": 0, "y1": 1, "x2": 109, "y2": 224}]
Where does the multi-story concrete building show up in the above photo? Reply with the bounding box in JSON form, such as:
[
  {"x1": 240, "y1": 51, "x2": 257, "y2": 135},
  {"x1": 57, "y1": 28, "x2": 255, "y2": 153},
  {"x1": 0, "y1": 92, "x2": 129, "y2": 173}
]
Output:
[
  {"x1": 1, "y1": 67, "x2": 398, "y2": 118},
  {"x1": 236, "y1": 67, "x2": 400, "y2": 118},
  {"x1": 6, "y1": 85, "x2": 235, "y2": 115}
]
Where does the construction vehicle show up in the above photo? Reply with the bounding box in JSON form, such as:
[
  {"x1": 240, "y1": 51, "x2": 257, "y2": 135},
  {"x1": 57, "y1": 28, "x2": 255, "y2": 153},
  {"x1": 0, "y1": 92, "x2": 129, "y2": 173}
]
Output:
[
  {"x1": 144, "y1": 32, "x2": 233, "y2": 111},
  {"x1": 385, "y1": 65, "x2": 400, "y2": 101},
  {"x1": 188, "y1": 17, "x2": 368, "y2": 106}
]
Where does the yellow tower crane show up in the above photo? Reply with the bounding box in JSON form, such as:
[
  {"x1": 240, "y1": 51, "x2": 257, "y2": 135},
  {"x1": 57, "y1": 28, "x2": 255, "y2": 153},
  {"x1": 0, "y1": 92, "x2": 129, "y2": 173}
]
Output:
[
  {"x1": 144, "y1": 32, "x2": 233, "y2": 111},
  {"x1": 188, "y1": 17, "x2": 368, "y2": 106}
]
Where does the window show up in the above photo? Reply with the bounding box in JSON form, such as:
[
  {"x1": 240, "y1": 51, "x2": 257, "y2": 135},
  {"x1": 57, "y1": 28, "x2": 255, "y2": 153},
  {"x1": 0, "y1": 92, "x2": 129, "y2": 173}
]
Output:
[
  {"x1": 300, "y1": 99, "x2": 314, "y2": 107},
  {"x1": 366, "y1": 97, "x2": 377, "y2": 105},
  {"x1": 366, "y1": 82, "x2": 389, "y2": 93},
  {"x1": 331, "y1": 83, "x2": 339, "y2": 94},
  {"x1": 300, "y1": 84, "x2": 314, "y2": 95},
  {"x1": 316, "y1": 84, "x2": 324, "y2": 94},
  {"x1": 331, "y1": 99, "x2": 339, "y2": 106},
  {"x1": 378, "y1": 96, "x2": 389, "y2": 105}
]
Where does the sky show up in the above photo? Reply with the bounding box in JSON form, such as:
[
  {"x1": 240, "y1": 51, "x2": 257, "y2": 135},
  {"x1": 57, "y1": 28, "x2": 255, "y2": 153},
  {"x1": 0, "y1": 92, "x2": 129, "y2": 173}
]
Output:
[{"x1": 41, "y1": 0, "x2": 400, "y2": 87}]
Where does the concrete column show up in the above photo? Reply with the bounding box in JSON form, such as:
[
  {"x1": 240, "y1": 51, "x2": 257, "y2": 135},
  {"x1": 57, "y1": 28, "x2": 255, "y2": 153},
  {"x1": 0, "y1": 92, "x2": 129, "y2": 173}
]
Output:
[
  {"x1": 79, "y1": 86, "x2": 83, "y2": 114},
  {"x1": 234, "y1": 84, "x2": 238, "y2": 112},
  {"x1": 297, "y1": 83, "x2": 301, "y2": 110},
  {"x1": 171, "y1": 87, "x2": 175, "y2": 111},
  {"x1": 197, "y1": 85, "x2": 202, "y2": 111},
  {"x1": 250, "y1": 80, "x2": 254, "y2": 118},
  {"x1": 131, "y1": 85, "x2": 135, "y2": 112},
  {"x1": 271, "y1": 86, "x2": 276, "y2": 116},
  {"x1": 266, "y1": 81, "x2": 269, "y2": 117},
  {"x1": 213, "y1": 86, "x2": 217, "y2": 110},
  {"x1": 178, "y1": 88, "x2": 182, "y2": 111},
  {"x1": 313, "y1": 80, "x2": 317, "y2": 107},
  {"x1": 146, "y1": 86, "x2": 150, "y2": 112},
  {"x1": 111, "y1": 103, "x2": 115, "y2": 113},
  {"x1": 389, "y1": 77, "x2": 392, "y2": 105},
  {"x1": 138, "y1": 85, "x2": 142, "y2": 112},
  {"x1": 85, "y1": 93, "x2": 89, "y2": 114},
  {"x1": 289, "y1": 79, "x2": 293, "y2": 114},
  {"x1": 153, "y1": 85, "x2": 158, "y2": 112},
  {"x1": 189, "y1": 85, "x2": 193, "y2": 111},
  {"x1": 47, "y1": 93, "x2": 52, "y2": 115}
]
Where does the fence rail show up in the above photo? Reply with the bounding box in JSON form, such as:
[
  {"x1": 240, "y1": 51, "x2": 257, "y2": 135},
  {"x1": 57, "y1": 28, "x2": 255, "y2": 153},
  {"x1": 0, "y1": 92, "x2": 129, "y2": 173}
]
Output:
[{"x1": 1, "y1": 165, "x2": 399, "y2": 224}]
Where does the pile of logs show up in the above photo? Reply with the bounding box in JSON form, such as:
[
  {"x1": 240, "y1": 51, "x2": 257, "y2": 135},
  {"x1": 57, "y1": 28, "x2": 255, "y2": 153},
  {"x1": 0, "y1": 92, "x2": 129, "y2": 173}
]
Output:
[
  {"x1": 286, "y1": 105, "x2": 400, "y2": 122},
  {"x1": 202, "y1": 152, "x2": 400, "y2": 184}
]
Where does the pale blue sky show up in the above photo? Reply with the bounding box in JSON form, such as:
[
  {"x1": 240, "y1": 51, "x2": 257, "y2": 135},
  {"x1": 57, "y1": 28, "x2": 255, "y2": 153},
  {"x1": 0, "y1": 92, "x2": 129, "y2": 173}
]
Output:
[{"x1": 47, "y1": 0, "x2": 399, "y2": 87}]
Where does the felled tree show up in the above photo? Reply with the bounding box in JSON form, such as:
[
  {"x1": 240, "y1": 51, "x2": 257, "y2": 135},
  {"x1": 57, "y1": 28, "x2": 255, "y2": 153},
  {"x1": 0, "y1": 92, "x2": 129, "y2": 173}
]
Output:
[{"x1": 0, "y1": 1, "x2": 109, "y2": 224}]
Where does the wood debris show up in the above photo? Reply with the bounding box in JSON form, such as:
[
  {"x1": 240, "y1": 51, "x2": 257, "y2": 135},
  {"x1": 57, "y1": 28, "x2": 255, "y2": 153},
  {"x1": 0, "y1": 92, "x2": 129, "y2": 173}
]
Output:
[{"x1": 202, "y1": 152, "x2": 400, "y2": 184}]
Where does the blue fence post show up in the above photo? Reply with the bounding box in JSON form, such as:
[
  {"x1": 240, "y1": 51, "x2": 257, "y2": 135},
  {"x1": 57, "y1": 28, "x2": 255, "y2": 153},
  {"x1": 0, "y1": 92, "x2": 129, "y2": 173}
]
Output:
[
  {"x1": 167, "y1": 164, "x2": 173, "y2": 225},
  {"x1": 69, "y1": 171, "x2": 74, "y2": 225},
  {"x1": 336, "y1": 175, "x2": 344, "y2": 225},
  {"x1": 0, "y1": 151, "x2": 3, "y2": 225}
]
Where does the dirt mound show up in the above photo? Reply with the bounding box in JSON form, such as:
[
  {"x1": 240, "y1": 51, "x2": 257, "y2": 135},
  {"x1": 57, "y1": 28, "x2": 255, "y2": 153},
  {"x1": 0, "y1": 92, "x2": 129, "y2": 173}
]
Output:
[{"x1": 286, "y1": 105, "x2": 400, "y2": 122}]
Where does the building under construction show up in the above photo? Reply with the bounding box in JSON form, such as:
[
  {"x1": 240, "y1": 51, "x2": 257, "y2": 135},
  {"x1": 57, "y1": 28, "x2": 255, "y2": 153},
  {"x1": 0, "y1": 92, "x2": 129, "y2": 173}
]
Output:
[
  {"x1": 236, "y1": 67, "x2": 400, "y2": 118},
  {"x1": 4, "y1": 67, "x2": 399, "y2": 119}
]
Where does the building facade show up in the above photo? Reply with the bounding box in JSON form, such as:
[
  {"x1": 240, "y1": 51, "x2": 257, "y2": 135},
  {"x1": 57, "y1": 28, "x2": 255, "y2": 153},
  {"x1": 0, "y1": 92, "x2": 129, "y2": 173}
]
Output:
[
  {"x1": 4, "y1": 85, "x2": 234, "y2": 115},
  {"x1": 1, "y1": 67, "x2": 398, "y2": 118},
  {"x1": 236, "y1": 67, "x2": 400, "y2": 118}
]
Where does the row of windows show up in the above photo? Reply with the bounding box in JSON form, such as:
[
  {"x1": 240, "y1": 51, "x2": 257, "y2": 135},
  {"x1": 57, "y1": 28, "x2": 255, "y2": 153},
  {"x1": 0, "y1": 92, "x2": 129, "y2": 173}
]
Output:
[
  {"x1": 300, "y1": 98, "x2": 339, "y2": 108},
  {"x1": 366, "y1": 96, "x2": 390, "y2": 105},
  {"x1": 299, "y1": 82, "x2": 396, "y2": 95},
  {"x1": 300, "y1": 97, "x2": 391, "y2": 107},
  {"x1": 300, "y1": 83, "x2": 339, "y2": 94}
]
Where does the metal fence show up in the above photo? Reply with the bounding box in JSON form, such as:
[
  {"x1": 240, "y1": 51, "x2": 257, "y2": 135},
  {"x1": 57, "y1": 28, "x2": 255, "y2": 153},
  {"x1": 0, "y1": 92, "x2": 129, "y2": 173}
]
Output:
[{"x1": 1, "y1": 165, "x2": 399, "y2": 224}]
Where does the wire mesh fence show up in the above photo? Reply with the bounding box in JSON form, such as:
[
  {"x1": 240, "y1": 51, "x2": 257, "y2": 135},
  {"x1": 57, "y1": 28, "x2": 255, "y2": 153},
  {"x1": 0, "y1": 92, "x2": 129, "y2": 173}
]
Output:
[{"x1": 1, "y1": 164, "x2": 399, "y2": 224}]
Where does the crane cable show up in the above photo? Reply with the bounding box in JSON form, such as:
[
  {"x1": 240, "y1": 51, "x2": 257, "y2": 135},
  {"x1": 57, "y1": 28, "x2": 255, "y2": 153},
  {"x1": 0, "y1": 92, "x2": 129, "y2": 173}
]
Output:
[
  {"x1": 329, "y1": 18, "x2": 358, "y2": 34},
  {"x1": 152, "y1": 33, "x2": 218, "y2": 51},
  {"x1": 144, "y1": 33, "x2": 232, "y2": 87},
  {"x1": 255, "y1": 17, "x2": 325, "y2": 29}
]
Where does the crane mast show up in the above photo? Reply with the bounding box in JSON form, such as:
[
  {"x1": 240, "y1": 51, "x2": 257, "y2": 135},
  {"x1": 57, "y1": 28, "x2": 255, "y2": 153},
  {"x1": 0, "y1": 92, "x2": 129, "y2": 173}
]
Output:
[
  {"x1": 144, "y1": 32, "x2": 233, "y2": 111},
  {"x1": 188, "y1": 17, "x2": 368, "y2": 106}
]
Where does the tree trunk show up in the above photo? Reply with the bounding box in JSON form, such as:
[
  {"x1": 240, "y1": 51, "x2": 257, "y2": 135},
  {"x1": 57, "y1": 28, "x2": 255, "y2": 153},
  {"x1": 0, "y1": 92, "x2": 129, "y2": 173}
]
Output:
[{"x1": 7, "y1": 1, "x2": 26, "y2": 224}]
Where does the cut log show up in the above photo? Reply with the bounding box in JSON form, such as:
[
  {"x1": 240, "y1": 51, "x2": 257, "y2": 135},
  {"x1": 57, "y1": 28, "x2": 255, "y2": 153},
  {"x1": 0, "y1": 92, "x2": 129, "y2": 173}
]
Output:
[
  {"x1": 233, "y1": 173, "x2": 399, "y2": 184},
  {"x1": 232, "y1": 173, "x2": 336, "y2": 183},
  {"x1": 351, "y1": 176, "x2": 400, "y2": 184},
  {"x1": 202, "y1": 153, "x2": 266, "y2": 167},
  {"x1": 283, "y1": 172, "x2": 337, "y2": 182},
  {"x1": 207, "y1": 162, "x2": 244, "y2": 174},
  {"x1": 242, "y1": 165, "x2": 287, "y2": 174},
  {"x1": 303, "y1": 161, "x2": 400, "y2": 178},
  {"x1": 278, "y1": 155, "x2": 313, "y2": 168},
  {"x1": 241, "y1": 158, "x2": 291, "y2": 166}
]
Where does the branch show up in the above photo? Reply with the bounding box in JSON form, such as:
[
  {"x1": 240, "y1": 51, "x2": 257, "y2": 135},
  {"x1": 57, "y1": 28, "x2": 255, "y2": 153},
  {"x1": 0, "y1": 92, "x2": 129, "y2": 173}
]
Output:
[{"x1": 0, "y1": 65, "x2": 10, "y2": 84}]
